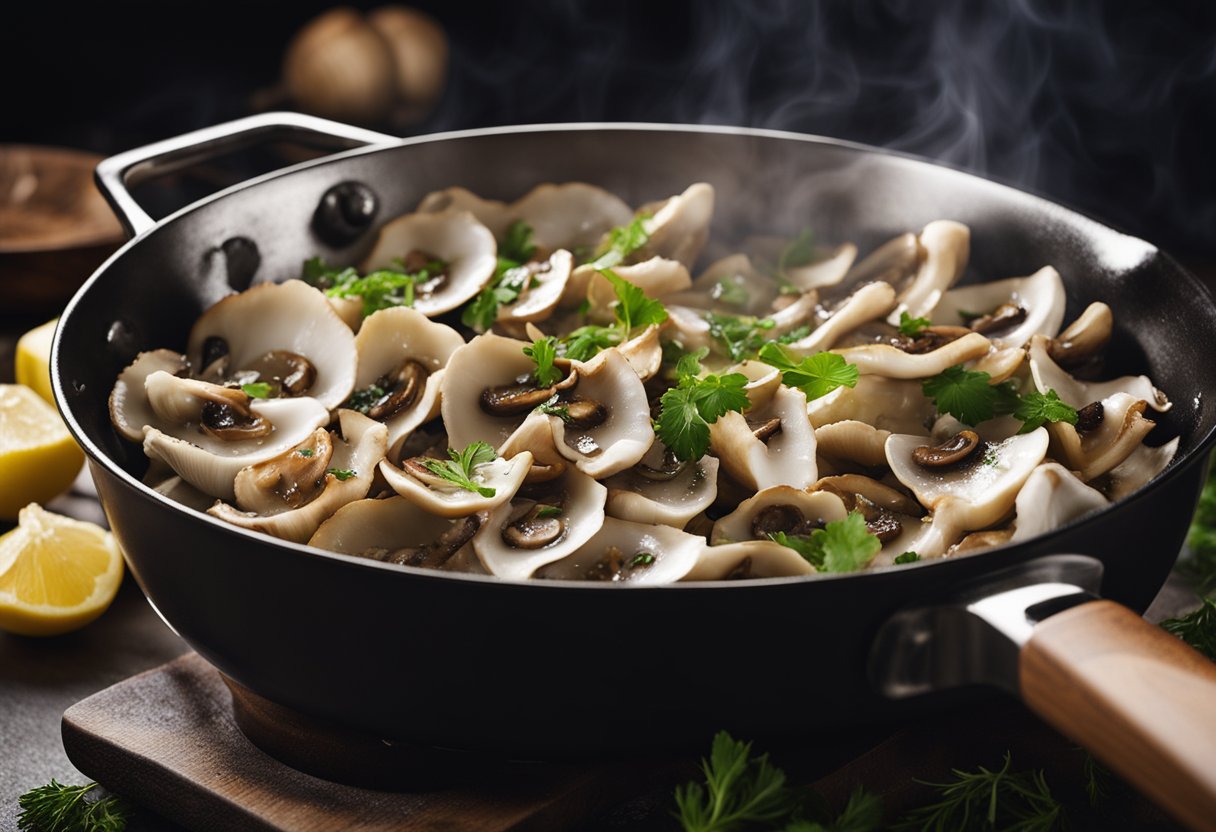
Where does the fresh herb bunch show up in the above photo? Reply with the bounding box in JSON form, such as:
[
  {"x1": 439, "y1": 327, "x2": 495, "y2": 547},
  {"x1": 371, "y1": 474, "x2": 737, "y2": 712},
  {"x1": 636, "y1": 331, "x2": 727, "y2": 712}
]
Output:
[
  {"x1": 420, "y1": 442, "x2": 498, "y2": 497},
  {"x1": 523, "y1": 336, "x2": 562, "y2": 387},
  {"x1": 657, "y1": 348, "x2": 750, "y2": 463},
  {"x1": 706, "y1": 313, "x2": 776, "y2": 362},
  {"x1": 17, "y1": 780, "x2": 130, "y2": 832},
  {"x1": 758, "y1": 344, "x2": 860, "y2": 401},
  {"x1": 1161, "y1": 598, "x2": 1216, "y2": 660},
  {"x1": 590, "y1": 215, "x2": 651, "y2": 269},
  {"x1": 562, "y1": 325, "x2": 622, "y2": 362},
  {"x1": 768, "y1": 512, "x2": 881, "y2": 573},
  {"x1": 675, "y1": 731, "x2": 793, "y2": 832},
  {"x1": 1013, "y1": 390, "x2": 1078, "y2": 434},
  {"x1": 303, "y1": 256, "x2": 446, "y2": 316}
]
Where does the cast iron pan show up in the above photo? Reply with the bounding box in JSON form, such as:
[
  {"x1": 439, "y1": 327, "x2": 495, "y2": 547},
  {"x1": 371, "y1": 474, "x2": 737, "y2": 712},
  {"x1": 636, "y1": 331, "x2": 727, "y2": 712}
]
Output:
[{"x1": 54, "y1": 114, "x2": 1216, "y2": 827}]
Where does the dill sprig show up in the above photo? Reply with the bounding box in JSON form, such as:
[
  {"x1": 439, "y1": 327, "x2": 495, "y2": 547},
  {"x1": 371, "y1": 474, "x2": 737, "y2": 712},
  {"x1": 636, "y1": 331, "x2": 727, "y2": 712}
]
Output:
[
  {"x1": 1160, "y1": 597, "x2": 1216, "y2": 660},
  {"x1": 17, "y1": 780, "x2": 130, "y2": 832}
]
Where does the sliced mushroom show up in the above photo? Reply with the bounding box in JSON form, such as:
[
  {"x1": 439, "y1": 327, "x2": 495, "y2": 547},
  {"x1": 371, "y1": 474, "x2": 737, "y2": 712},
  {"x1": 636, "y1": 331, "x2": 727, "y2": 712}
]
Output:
[
  {"x1": 498, "y1": 412, "x2": 568, "y2": 484},
  {"x1": 711, "y1": 487, "x2": 847, "y2": 544},
  {"x1": 1048, "y1": 302, "x2": 1112, "y2": 372},
  {"x1": 833, "y1": 332, "x2": 991, "y2": 379},
  {"x1": 783, "y1": 243, "x2": 858, "y2": 292},
  {"x1": 968, "y1": 346, "x2": 1026, "y2": 385},
  {"x1": 582, "y1": 257, "x2": 691, "y2": 322},
  {"x1": 682, "y1": 540, "x2": 818, "y2": 580},
  {"x1": 835, "y1": 232, "x2": 921, "y2": 298},
  {"x1": 710, "y1": 385, "x2": 818, "y2": 491},
  {"x1": 209, "y1": 410, "x2": 388, "y2": 543},
  {"x1": 1009, "y1": 462, "x2": 1108, "y2": 543},
  {"x1": 536, "y1": 516, "x2": 707, "y2": 584},
  {"x1": 361, "y1": 209, "x2": 497, "y2": 317},
  {"x1": 781, "y1": 282, "x2": 897, "y2": 355},
  {"x1": 186, "y1": 279, "x2": 357, "y2": 409},
  {"x1": 807, "y1": 376, "x2": 935, "y2": 436},
  {"x1": 1098, "y1": 437, "x2": 1179, "y2": 502},
  {"x1": 885, "y1": 220, "x2": 970, "y2": 324},
  {"x1": 603, "y1": 441, "x2": 719, "y2": 528},
  {"x1": 912, "y1": 430, "x2": 981, "y2": 468},
  {"x1": 930, "y1": 266, "x2": 1066, "y2": 349},
  {"x1": 616, "y1": 324, "x2": 663, "y2": 382},
  {"x1": 811, "y1": 474, "x2": 927, "y2": 567},
  {"x1": 1044, "y1": 393, "x2": 1156, "y2": 482},
  {"x1": 109, "y1": 349, "x2": 192, "y2": 442},
  {"x1": 635, "y1": 182, "x2": 715, "y2": 268},
  {"x1": 813, "y1": 421, "x2": 892, "y2": 469},
  {"x1": 309, "y1": 495, "x2": 484, "y2": 571},
  {"x1": 381, "y1": 450, "x2": 533, "y2": 518},
  {"x1": 1028, "y1": 334, "x2": 1170, "y2": 413},
  {"x1": 495, "y1": 250, "x2": 574, "y2": 325}
]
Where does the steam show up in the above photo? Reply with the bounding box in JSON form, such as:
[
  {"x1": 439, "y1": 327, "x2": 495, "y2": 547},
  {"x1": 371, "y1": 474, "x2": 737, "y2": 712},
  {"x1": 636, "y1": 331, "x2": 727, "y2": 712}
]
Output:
[{"x1": 428, "y1": 0, "x2": 1216, "y2": 256}]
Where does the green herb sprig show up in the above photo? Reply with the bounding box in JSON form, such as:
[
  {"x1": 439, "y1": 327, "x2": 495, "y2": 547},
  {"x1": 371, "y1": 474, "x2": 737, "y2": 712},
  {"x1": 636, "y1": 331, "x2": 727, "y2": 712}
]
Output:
[
  {"x1": 523, "y1": 336, "x2": 562, "y2": 387},
  {"x1": 590, "y1": 215, "x2": 651, "y2": 269},
  {"x1": 240, "y1": 382, "x2": 273, "y2": 399},
  {"x1": 768, "y1": 512, "x2": 881, "y2": 573},
  {"x1": 758, "y1": 343, "x2": 860, "y2": 401},
  {"x1": 674, "y1": 731, "x2": 792, "y2": 832},
  {"x1": 462, "y1": 221, "x2": 540, "y2": 332},
  {"x1": 304, "y1": 256, "x2": 447, "y2": 317},
  {"x1": 1161, "y1": 598, "x2": 1216, "y2": 660},
  {"x1": 17, "y1": 780, "x2": 130, "y2": 832},
  {"x1": 897, "y1": 311, "x2": 931, "y2": 337},
  {"x1": 327, "y1": 468, "x2": 357, "y2": 481},
  {"x1": 656, "y1": 348, "x2": 750, "y2": 462},
  {"x1": 420, "y1": 442, "x2": 498, "y2": 497},
  {"x1": 556, "y1": 271, "x2": 666, "y2": 363},
  {"x1": 921, "y1": 365, "x2": 1021, "y2": 426}
]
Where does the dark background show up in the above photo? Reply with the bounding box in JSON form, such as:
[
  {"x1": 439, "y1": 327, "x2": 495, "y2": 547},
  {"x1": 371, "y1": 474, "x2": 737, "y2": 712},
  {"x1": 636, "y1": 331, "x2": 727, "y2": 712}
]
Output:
[{"x1": 3, "y1": 0, "x2": 1215, "y2": 259}]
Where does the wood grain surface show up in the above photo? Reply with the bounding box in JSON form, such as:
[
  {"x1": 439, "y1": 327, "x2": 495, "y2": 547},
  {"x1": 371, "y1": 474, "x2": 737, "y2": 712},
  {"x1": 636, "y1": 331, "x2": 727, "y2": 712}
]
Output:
[{"x1": 1021, "y1": 600, "x2": 1216, "y2": 832}]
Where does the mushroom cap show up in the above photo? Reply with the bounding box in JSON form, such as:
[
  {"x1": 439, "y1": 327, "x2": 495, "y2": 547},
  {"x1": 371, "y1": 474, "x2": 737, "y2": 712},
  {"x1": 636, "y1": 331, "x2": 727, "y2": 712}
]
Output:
[
  {"x1": 604, "y1": 442, "x2": 719, "y2": 528},
  {"x1": 496, "y1": 250, "x2": 574, "y2": 325},
  {"x1": 711, "y1": 486, "x2": 848, "y2": 544},
  {"x1": 783, "y1": 243, "x2": 858, "y2": 292},
  {"x1": 710, "y1": 385, "x2": 818, "y2": 491},
  {"x1": 361, "y1": 209, "x2": 497, "y2": 317},
  {"x1": 637, "y1": 182, "x2": 715, "y2": 269},
  {"x1": 813, "y1": 421, "x2": 892, "y2": 469},
  {"x1": 535, "y1": 517, "x2": 707, "y2": 584},
  {"x1": 886, "y1": 220, "x2": 970, "y2": 324},
  {"x1": 782, "y1": 282, "x2": 896, "y2": 355},
  {"x1": 1028, "y1": 334, "x2": 1170, "y2": 413},
  {"x1": 583, "y1": 256, "x2": 691, "y2": 323},
  {"x1": 109, "y1": 350, "x2": 192, "y2": 442},
  {"x1": 309, "y1": 495, "x2": 483, "y2": 573},
  {"x1": 833, "y1": 331, "x2": 991, "y2": 379},
  {"x1": 186, "y1": 279, "x2": 357, "y2": 410},
  {"x1": 808, "y1": 376, "x2": 935, "y2": 435},
  {"x1": 931, "y1": 266, "x2": 1066, "y2": 349},
  {"x1": 440, "y1": 332, "x2": 546, "y2": 451},
  {"x1": 1101, "y1": 437, "x2": 1179, "y2": 502},
  {"x1": 1045, "y1": 392, "x2": 1156, "y2": 481}
]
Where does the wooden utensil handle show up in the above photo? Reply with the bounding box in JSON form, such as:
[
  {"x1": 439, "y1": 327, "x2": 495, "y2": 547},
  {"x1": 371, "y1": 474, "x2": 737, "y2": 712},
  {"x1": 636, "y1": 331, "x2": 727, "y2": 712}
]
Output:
[{"x1": 1021, "y1": 599, "x2": 1216, "y2": 831}]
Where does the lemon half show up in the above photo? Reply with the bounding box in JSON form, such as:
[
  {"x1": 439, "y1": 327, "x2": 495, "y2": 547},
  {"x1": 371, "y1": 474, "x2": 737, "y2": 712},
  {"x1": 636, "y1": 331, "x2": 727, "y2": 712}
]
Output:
[
  {"x1": 15, "y1": 318, "x2": 57, "y2": 405},
  {"x1": 0, "y1": 504, "x2": 123, "y2": 636},
  {"x1": 0, "y1": 384, "x2": 85, "y2": 520}
]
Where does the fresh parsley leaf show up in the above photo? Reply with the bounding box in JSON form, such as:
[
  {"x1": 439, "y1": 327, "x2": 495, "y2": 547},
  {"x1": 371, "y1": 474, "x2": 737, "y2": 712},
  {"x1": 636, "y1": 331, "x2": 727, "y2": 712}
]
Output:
[
  {"x1": 523, "y1": 337, "x2": 562, "y2": 387},
  {"x1": 500, "y1": 220, "x2": 536, "y2": 264},
  {"x1": 758, "y1": 343, "x2": 860, "y2": 401},
  {"x1": 535, "y1": 505, "x2": 563, "y2": 518},
  {"x1": 562, "y1": 325, "x2": 621, "y2": 362},
  {"x1": 898, "y1": 311, "x2": 931, "y2": 337},
  {"x1": 346, "y1": 383, "x2": 386, "y2": 415},
  {"x1": 688, "y1": 373, "x2": 750, "y2": 422},
  {"x1": 711, "y1": 278, "x2": 749, "y2": 307},
  {"x1": 894, "y1": 551, "x2": 921, "y2": 565},
  {"x1": 1161, "y1": 598, "x2": 1216, "y2": 660},
  {"x1": 776, "y1": 227, "x2": 815, "y2": 276},
  {"x1": 921, "y1": 365, "x2": 1020, "y2": 426},
  {"x1": 240, "y1": 382, "x2": 272, "y2": 399},
  {"x1": 17, "y1": 780, "x2": 131, "y2": 832},
  {"x1": 675, "y1": 346, "x2": 710, "y2": 380},
  {"x1": 420, "y1": 442, "x2": 498, "y2": 498},
  {"x1": 706, "y1": 312, "x2": 776, "y2": 362},
  {"x1": 657, "y1": 386, "x2": 711, "y2": 464},
  {"x1": 602, "y1": 269, "x2": 668, "y2": 332},
  {"x1": 674, "y1": 731, "x2": 791, "y2": 832},
  {"x1": 325, "y1": 269, "x2": 418, "y2": 316},
  {"x1": 327, "y1": 468, "x2": 357, "y2": 481},
  {"x1": 769, "y1": 513, "x2": 881, "y2": 573},
  {"x1": 1014, "y1": 389, "x2": 1079, "y2": 434},
  {"x1": 590, "y1": 214, "x2": 651, "y2": 269},
  {"x1": 891, "y1": 753, "x2": 1064, "y2": 832},
  {"x1": 462, "y1": 286, "x2": 506, "y2": 332}
]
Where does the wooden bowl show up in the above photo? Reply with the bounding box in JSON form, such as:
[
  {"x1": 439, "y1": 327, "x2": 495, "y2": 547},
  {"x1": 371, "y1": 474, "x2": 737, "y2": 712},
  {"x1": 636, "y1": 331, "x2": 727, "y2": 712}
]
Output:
[{"x1": 0, "y1": 146, "x2": 124, "y2": 316}]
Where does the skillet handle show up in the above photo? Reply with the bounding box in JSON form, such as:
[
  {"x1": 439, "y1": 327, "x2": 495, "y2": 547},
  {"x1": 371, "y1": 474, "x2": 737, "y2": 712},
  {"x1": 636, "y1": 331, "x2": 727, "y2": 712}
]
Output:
[
  {"x1": 1021, "y1": 599, "x2": 1216, "y2": 831},
  {"x1": 94, "y1": 112, "x2": 397, "y2": 238}
]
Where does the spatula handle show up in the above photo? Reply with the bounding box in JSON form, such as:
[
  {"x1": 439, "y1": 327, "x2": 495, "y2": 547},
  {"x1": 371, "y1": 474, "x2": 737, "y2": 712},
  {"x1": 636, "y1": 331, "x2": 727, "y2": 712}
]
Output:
[{"x1": 1021, "y1": 599, "x2": 1216, "y2": 832}]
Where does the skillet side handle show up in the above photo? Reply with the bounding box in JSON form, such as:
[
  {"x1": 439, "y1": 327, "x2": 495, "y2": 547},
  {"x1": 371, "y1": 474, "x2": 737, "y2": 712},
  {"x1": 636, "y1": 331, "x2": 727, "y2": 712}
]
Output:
[
  {"x1": 1021, "y1": 599, "x2": 1216, "y2": 831},
  {"x1": 95, "y1": 112, "x2": 398, "y2": 238}
]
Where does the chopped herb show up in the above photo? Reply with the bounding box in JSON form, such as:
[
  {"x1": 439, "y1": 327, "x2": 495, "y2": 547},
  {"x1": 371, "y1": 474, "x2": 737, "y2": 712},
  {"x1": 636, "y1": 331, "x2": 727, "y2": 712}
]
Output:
[
  {"x1": 674, "y1": 731, "x2": 792, "y2": 832},
  {"x1": 419, "y1": 442, "x2": 498, "y2": 498},
  {"x1": 769, "y1": 512, "x2": 881, "y2": 573},
  {"x1": 325, "y1": 269, "x2": 419, "y2": 316},
  {"x1": 499, "y1": 220, "x2": 536, "y2": 264},
  {"x1": 535, "y1": 505, "x2": 563, "y2": 518},
  {"x1": 327, "y1": 468, "x2": 357, "y2": 481},
  {"x1": 240, "y1": 382, "x2": 272, "y2": 399},
  {"x1": 891, "y1": 753, "x2": 1065, "y2": 832},
  {"x1": 921, "y1": 365, "x2": 1020, "y2": 426},
  {"x1": 758, "y1": 343, "x2": 860, "y2": 401},
  {"x1": 1161, "y1": 598, "x2": 1216, "y2": 660},
  {"x1": 776, "y1": 227, "x2": 815, "y2": 277},
  {"x1": 1082, "y1": 753, "x2": 1111, "y2": 808},
  {"x1": 590, "y1": 214, "x2": 651, "y2": 269},
  {"x1": 575, "y1": 298, "x2": 592, "y2": 316},
  {"x1": 534, "y1": 394, "x2": 572, "y2": 422},
  {"x1": 461, "y1": 239, "x2": 541, "y2": 332},
  {"x1": 296, "y1": 448, "x2": 315, "y2": 458},
  {"x1": 776, "y1": 324, "x2": 812, "y2": 344},
  {"x1": 629, "y1": 552, "x2": 656, "y2": 567},
  {"x1": 897, "y1": 311, "x2": 932, "y2": 337},
  {"x1": 601, "y1": 268, "x2": 668, "y2": 333},
  {"x1": 894, "y1": 551, "x2": 921, "y2": 564},
  {"x1": 17, "y1": 780, "x2": 131, "y2": 832},
  {"x1": 711, "y1": 278, "x2": 750, "y2": 307},
  {"x1": 301, "y1": 256, "x2": 358, "y2": 290},
  {"x1": 657, "y1": 358, "x2": 750, "y2": 463},
  {"x1": 562, "y1": 325, "x2": 621, "y2": 362},
  {"x1": 983, "y1": 448, "x2": 1000, "y2": 467},
  {"x1": 523, "y1": 336, "x2": 562, "y2": 387},
  {"x1": 461, "y1": 285, "x2": 510, "y2": 332},
  {"x1": 1014, "y1": 389, "x2": 1079, "y2": 434},
  {"x1": 705, "y1": 312, "x2": 776, "y2": 362},
  {"x1": 346, "y1": 383, "x2": 386, "y2": 415}
]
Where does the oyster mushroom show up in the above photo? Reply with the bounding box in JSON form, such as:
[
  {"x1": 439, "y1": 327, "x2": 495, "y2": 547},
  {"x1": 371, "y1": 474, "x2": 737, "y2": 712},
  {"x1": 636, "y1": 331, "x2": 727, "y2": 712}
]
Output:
[
  {"x1": 931, "y1": 266, "x2": 1066, "y2": 349},
  {"x1": 710, "y1": 385, "x2": 818, "y2": 491},
  {"x1": 209, "y1": 410, "x2": 388, "y2": 543},
  {"x1": 682, "y1": 540, "x2": 818, "y2": 580},
  {"x1": 1048, "y1": 302, "x2": 1112, "y2": 372},
  {"x1": 186, "y1": 279, "x2": 357, "y2": 410},
  {"x1": 361, "y1": 209, "x2": 497, "y2": 317},
  {"x1": 836, "y1": 232, "x2": 922, "y2": 297},
  {"x1": 807, "y1": 376, "x2": 935, "y2": 435},
  {"x1": 813, "y1": 421, "x2": 892, "y2": 469},
  {"x1": 968, "y1": 346, "x2": 1026, "y2": 385},
  {"x1": 885, "y1": 428, "x2": 1049, "y2": 557},
  {"x1": 885, "y1": 220, "x2": 970, "y2": 324},
  {"x1": 498, "y1": 412, "x2": 568, "y2": 484},
  {"x1": 782, "y1": 282, "x2": 897, "y2": 355},
  {"x1": 603, "y1": 440, "x2": 719, "y2": 528},
  {"x1": 710, "y1": 487, "x2": 847, "y2": 544},
  {"x1": 547, "y1": 348, "x2": 653, "y2": 479},
  {"x1": 833, "y1": 331, "x2": 991, "y2": 379},
  {"x1": 1028, "y1": 334, "x2": 1169, "y2": 413},
  {"x1": 495, "y1": 250, "x2": 574, "y2": 325},
  {"x1": 351, "y1": 306, "x2": 465, "y2": 457},
  {"x1": 783, "y1": 243, "x2": 858, "y2": 292},
  {"x1": 1043, "y1": 392, "x2": 1156, "y2": 482},
  {"x1": 536, "y1": 517, "x2": 707, "y2": 584},
  {"x1": 616, "y1": 324, "x2": 663, "y2": 382},
  {"x1": 109, "y1": 350, "x2": 192, "y2": 442},
  {"x1": 582, "y1": 257, "x2": 692, "y2": 320},
  {"x1": 380, "y1": 450, "x2": 533, "y2": 518},
  {"x1": 1098, "y1": 437, "x2": 1179, "y2": 502},
  {"x1": 309, "y1": 496, "x2": 485, "y2": 571},
  {"x1": 635, "y1": 182, "x2": 715, "y2": 268},
  {"x1": 1009, "y1": 462, "x2": 1108, "y2": 543},
  {"x1": 472, "y1": 467, "x2": 607, "y2": 581}
]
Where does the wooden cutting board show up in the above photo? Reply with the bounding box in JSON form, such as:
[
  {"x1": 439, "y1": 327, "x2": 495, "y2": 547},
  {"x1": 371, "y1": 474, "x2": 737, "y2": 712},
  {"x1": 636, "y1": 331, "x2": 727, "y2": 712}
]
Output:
[{"x1": 60, "y1": 652, "x2": 682, "y2": 832}]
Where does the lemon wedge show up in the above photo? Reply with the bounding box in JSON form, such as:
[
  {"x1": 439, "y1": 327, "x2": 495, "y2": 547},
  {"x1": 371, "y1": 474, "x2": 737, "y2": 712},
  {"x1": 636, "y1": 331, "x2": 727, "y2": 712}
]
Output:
[
  {"x1": 15, "y1": 318, "x2": 58, "y2": 406},
  {"x1": 0, "y1": 503, "x2": 123, "y2": 636},
  {"x1": 0, "y1": 384, "x2": 85, "y2": 520}
]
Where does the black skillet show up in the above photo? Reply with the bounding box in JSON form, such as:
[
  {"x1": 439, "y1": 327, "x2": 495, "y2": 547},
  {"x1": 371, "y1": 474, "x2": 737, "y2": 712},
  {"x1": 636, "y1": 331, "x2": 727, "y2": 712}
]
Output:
[{"x1": 53, "y1": 114, "x2": 1216, "y2": 827}]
